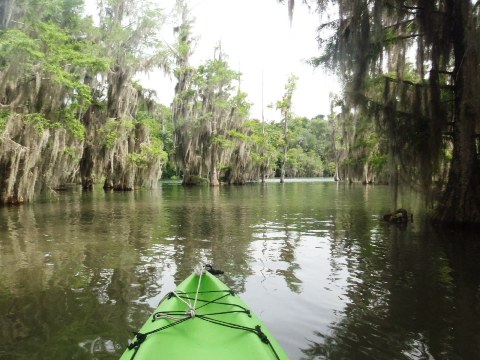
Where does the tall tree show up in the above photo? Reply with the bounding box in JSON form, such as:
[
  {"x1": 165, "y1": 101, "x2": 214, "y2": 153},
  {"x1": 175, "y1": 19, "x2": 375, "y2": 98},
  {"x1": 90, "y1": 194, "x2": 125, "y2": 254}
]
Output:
[
  {"x1": 171, "y1": 0, "x2": 201, "y2": 185},
  {"x1": 0, "y1": 0, "x2": 109, "y2": 203},
  {"x1": 171, "y1": 3, "x2": 251, "y2": 186},
  {"x1": 276, "y1": 74, "x2": 298, "y2": 183},
  {"x1": 82, "y1": 0, "x2": 169, "y2": 191},
  {"x1": 195, "y1": 47, "x2": 242, "y2": 186}
]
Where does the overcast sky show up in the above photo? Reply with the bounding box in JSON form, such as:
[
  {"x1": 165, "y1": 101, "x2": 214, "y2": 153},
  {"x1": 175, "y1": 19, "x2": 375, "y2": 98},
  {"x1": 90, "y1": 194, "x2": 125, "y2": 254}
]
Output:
[{"x1": 88, "y1": 0, "x2": 340, "y2": 120}]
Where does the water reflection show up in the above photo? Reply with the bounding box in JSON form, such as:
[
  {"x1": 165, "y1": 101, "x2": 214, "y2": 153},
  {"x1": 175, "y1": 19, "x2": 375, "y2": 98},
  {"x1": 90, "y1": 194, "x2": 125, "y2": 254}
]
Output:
[
  {"x1": 301, "y1": 222, "x2": 480, "y2": 360},
  {"x1": 0, "y1": 182, "x2": 479, "y2": 359}
]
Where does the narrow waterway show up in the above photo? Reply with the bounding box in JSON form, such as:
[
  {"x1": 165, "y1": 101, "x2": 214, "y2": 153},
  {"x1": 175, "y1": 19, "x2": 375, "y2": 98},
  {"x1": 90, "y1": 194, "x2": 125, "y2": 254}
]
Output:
[{"x1": 1, "y1": 180, "x2": 479, "y2": 359}]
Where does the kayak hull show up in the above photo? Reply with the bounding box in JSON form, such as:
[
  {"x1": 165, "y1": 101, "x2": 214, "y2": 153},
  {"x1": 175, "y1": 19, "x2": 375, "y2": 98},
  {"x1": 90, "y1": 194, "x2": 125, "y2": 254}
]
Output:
[{"x1": 119, "y1": 270, "x2": 289, "y2": 360}]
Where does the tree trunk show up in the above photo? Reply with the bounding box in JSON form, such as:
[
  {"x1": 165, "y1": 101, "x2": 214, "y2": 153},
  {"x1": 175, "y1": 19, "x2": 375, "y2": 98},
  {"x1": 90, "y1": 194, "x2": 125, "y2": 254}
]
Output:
[
  {"x1": 433, "y1": 0, "x2": 480, "y2": 226},
  {"x1": 79, "y1": 142, "x2": 94, "y2": 190},
  {"x1": 210, "y1": 145, "x2": 219, "y2": 186},
  {"x1": 182, "y1": 168, "x2": 192, "y2": 186},
  {"x1": 0, "y1": 0, "x2": 14, "y2": 29},
  {"x1": 435, "y1": 111, "x2": 480, "y2": 226},
  {"x1": 280, "y1": 114, "x2": 288, "y2": 183}
]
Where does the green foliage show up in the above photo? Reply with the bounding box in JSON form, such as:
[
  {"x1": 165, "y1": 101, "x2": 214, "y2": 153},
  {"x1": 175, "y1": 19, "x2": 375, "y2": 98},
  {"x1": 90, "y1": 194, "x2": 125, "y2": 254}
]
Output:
[
  {"x1": 136, "y1": 111, "x2": 161, "y2": 135},
  {"x1": 60, "y1": 107, "x2": 86, "y2": 140},
  {"x1": 276, "y1": 73, "x2": 298, "y2": 119},
  {"x1": 354, "y1": 131, "x2": 379, "y2": 150},
  {"x1": 228, "y1": 130, "x2": 249, "y2": 142},
  {"x1": 100, "y1": 120, "x2": 120, "y2": 149},
  {"x1": 260, "y1": 115, "x2": 333, "y2": 177},
  {"x1": 235, "y1": 120, "x2": 281, "y2": 174},
  {"x1": 369, "y1": 154, "x2": 387, "y2": 172},
  {"x1": 236, "y1": 115, "x2": 334, "y2": 178},
  {"x1": 24, "y1": 113, "x2": 61, "y2": 132},
  {"x1": 284, "y1": 147, "x2": 324, "y2": 178},
  {"x1": 383, "y1": 27, "x2": 397, "y2": 46},
  {"x1": 63, "y1": 146, "x2": 81, "y2": 160},
  {"x1": 128, "y1": 140, "x2": 167, "y2": 168},
  {"x1": 23, "y1": 0, "x2": 85, "y2": 26},
  {"x1": 171, "y1": 23, "x2": 253, "y2": 184},
  {"x1": 287, "y1": 116, "x2": 330, "y2": 159},
  {"x1": 0, "y1": 21, "x2": 109, "y2": 106},
  {"x1": 215, "y1": 98, "x2": 230, "y2": 110},
  {"x1": 0, "y1": 29, "x2": 43, "y2": 70},
  {"x1": 196, "y1": 58, "x2": 239, "y2": 92},
  {"x1": 211, "y1": 134, "x2": 234, "y2": 148},
  {"x1": 36, "y1": 21, "x2": 109, "y2": 103},
  {"x1": 231, "y1": 91, "x2": 251, "y2": 117},
  {"x1": 0, "y1": 111, "x2": 11, "y2": 133},
  {"x1": 135, "y1": 92, "x2": 174, "y2": 179},
  {"x1": 99, "y1": 118, "x2": 134, "y2": 148},
  {"x1": 325, "y1": 162, "x2": 336, "y2": 177},
  {"x1": 127, "y1": 108, "x2": 169, "y2": 169}
]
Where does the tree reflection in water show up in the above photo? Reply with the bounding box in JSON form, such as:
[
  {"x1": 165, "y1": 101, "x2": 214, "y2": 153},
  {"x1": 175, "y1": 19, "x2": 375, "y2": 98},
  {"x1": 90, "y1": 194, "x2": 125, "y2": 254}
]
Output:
[{"x1": 301, "y1": 220, "x2": 480, "y2": 360}]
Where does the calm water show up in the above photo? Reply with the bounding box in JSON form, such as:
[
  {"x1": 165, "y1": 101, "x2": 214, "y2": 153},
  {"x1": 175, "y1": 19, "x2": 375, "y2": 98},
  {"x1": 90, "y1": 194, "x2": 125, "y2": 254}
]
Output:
[{"x1": 1, "y1": 180, "x2": 479, "y2": 360}]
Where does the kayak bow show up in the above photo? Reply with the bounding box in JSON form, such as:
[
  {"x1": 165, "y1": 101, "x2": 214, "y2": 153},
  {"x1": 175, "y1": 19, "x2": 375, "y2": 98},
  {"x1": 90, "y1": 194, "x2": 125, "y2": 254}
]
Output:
[{"x1": 120, "y1": 266, "x2": 289, "y2": 359}]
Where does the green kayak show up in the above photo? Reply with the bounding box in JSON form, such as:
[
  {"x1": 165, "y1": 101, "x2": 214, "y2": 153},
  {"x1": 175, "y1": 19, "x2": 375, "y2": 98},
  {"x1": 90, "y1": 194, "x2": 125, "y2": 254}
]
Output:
[{"x1": 120, "y1": 265, "x2": 289, "y2": 359}]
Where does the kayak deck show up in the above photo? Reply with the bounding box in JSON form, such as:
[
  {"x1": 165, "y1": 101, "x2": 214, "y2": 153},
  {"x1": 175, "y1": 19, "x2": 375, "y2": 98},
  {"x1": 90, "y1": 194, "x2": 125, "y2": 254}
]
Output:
[{"x1": 120, "y1": 268, "x2": 289, "y2": 359}]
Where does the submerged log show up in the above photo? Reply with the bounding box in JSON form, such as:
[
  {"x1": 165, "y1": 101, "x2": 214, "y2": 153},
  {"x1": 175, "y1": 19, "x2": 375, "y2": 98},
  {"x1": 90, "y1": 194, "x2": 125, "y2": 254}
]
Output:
[{"x1": 383, "y1": 208, "x2": 413, "y2": 224}]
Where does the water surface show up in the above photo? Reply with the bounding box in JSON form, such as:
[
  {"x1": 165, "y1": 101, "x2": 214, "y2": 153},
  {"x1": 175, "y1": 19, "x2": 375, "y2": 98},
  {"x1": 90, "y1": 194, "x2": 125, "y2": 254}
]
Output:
[{"x1": 1, "y1": 180, "x2": 479, "y2": 359}]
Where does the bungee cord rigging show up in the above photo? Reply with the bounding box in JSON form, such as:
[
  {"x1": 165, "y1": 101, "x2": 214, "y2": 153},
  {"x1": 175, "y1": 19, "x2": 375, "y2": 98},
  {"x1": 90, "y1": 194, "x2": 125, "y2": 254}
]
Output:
[{"x1": 126, "y1": 264, "x2": 281, "y2": 360}]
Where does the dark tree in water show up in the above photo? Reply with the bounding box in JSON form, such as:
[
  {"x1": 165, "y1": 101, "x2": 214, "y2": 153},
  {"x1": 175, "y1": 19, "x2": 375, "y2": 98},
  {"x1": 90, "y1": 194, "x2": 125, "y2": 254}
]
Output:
[{"x1": 284, "y1": 0, "x2": 480, "y2": 227}]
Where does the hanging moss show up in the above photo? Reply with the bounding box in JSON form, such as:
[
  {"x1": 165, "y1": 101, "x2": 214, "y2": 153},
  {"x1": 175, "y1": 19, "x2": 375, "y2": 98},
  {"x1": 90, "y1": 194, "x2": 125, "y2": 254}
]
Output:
[
  {"x1": 0, "y1": 113, "x2": 83, "y2": 204},
  {"x1": 1, "y1": 0, "x2": 170, "y2": 202}
]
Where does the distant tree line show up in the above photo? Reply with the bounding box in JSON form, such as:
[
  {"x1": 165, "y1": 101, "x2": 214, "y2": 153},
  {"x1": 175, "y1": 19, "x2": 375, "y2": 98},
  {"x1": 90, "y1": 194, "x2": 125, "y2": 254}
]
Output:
[{"x1": 0, "y1": 0, "x2": 347, "y2": 206}]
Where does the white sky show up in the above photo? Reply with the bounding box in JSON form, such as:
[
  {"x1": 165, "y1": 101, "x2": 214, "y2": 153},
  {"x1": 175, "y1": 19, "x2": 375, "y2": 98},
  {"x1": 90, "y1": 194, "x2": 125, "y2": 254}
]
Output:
[{"x1": 88, "y1": 0, "x2": 340, "y2": 120}]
